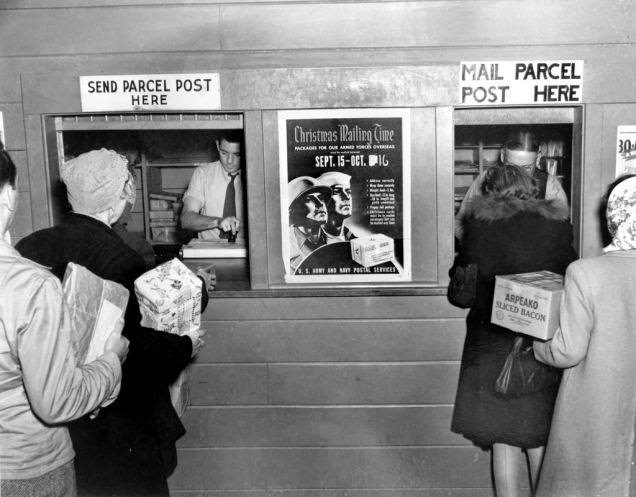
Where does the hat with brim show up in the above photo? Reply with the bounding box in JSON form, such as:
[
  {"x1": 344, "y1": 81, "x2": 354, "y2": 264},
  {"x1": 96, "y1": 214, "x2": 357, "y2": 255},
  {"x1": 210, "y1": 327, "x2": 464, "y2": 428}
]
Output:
[
  {"x1": 288, "y1": 176, "x2": 332, "y2": 212},
  {"x1": 317, "y1": 171, "x2": 351, "y2": 189}
]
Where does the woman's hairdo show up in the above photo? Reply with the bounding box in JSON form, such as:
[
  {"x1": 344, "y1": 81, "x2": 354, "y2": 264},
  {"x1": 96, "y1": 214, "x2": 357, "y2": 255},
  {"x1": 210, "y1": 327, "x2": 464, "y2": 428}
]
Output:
[
  {"x1": 481, "y1": 164, "x2": 539, "y2": 200},
  {"x1": 0, "y1": 139, "x2": 17, "y2": 189}
]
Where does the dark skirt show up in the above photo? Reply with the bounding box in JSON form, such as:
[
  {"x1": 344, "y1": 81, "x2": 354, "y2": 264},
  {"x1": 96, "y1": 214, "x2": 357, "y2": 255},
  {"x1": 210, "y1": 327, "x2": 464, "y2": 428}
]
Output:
[{"x1": 451, "y1": 316, "x2": 559, "y2": 449}]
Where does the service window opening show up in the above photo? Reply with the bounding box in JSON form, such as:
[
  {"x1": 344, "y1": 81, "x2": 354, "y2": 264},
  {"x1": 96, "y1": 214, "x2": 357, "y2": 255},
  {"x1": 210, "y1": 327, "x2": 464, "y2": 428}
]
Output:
[{"x1": 454, "y1": 123, "x2": 574, "y2": 245}]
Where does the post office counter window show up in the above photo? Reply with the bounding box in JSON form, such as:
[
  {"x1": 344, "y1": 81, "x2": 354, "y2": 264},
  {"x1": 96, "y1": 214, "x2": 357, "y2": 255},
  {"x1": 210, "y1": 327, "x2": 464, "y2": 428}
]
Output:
[
  {"x1": 453, "y1": 107, "x2": 583, "y2": 254},
  {"x1": 44, "y1": 113, "x2": 249, "y2": 291}
]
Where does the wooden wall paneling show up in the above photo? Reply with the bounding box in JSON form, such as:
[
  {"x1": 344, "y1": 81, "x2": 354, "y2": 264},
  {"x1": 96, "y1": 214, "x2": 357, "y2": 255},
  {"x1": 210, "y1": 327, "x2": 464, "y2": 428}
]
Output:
[
  {"x1": 7, "y1": 44, "x2": 636, "y2": 103},
  {"x1": 262, "y1": 110, "x2": 285, "y2": 285},
  {"x1": 569, "y1": 107, "x2": 584, "y2": 254},
  {"x1": 12, "y1": 191, "x2": 34, "y2": 238},
  {"x1": 222, "y1": 66, "x2": 456, "y2": 110},
  {"x1": 408, "y1": 107, "x2": 438, "y2": 282},
  {"x1": 24, "y1": 114, "x2": 51, "y2": 229},
  {"x1": 265, "y1": 363, "x2": 459, "y2": 405},
  {"x1": 195, "y1": 318, "x2": 467, "y2": 363},
  {"x1": 203, "y1": 296, "x2": 465, "y2": 321},
  {"x1": 170, "y1": 446, "x2": 492, "y2": 491},
  {"x1": 0, "y1": 60, "x2": 22, "y2": 103},
  {"x1": 0, "y1": 6, "x2": 222, "y2": 57},
  {"x1": 10, "y1": 151, "x2": 30, "y2": 191},
  {"x1": 189, "y1": 364, "x2": 268, "y2": 406},
  {"x1": 21, "y1": 71, "x2": 81, "y2": 115},
  {"x1": 179, "y1": 405, "x2": 464, "y2": 448},
  {"x1": 169, "y1": 490, "x2": 497, "y2": 497},
  {"x1": 243, "y1": 110, "x2": 268, "y2": 289},
  {"x1": 220, "y1": 1, "x2": 633, "y2": 51},
  {"x1": 0, "y1": 103, "x2": 26, "y2": 150},
  {"x1": 436, "y1": 107, "x2": 454, "y2": 286},
  {"x1": 14, "y1": 53, "x2": 636, "y2": 117}
]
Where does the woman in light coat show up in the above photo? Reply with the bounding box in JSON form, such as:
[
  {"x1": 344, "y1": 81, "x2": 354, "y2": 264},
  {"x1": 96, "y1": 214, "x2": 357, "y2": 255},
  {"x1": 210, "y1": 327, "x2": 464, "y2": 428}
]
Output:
[
  {"x1": 534, "y1": 175, "x2": 636, "y2": 497},
  {"x1": 0, "y1": 142, "x2": 129, "y2": 496}
]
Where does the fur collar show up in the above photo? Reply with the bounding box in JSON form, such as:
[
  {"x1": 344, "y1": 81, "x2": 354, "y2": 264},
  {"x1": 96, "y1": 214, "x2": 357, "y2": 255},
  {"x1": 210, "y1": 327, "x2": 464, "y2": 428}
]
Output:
[{"x1": 465, "y1": 195, "x2": 569, "y2": 222}]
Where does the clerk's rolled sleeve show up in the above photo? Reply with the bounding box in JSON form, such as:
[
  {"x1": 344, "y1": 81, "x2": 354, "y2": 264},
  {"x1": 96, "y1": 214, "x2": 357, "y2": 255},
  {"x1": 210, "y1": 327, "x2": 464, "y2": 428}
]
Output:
[
  {"x1": 533, "y1": 263, "x2": 592, "y2": 368},
  {"x1": 18, "y1": 276, "x2": 121, "y2": 425}
]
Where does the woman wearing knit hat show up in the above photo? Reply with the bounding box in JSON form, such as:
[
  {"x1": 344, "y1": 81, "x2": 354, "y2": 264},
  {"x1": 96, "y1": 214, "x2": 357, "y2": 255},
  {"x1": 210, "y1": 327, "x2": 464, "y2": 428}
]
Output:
[
  {"x1": 533, "y1": 174, "x2": 636, "y2": 497},
  {"x1": 17, "y1": 148, "x2": 205, "y2": 497}
]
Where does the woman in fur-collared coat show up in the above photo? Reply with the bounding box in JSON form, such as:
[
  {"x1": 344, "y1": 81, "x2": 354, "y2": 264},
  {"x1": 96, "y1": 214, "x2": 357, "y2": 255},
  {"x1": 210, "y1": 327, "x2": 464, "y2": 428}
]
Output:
[{"x1": 449, "y1": 164, "x2": 577, "y2": 497}]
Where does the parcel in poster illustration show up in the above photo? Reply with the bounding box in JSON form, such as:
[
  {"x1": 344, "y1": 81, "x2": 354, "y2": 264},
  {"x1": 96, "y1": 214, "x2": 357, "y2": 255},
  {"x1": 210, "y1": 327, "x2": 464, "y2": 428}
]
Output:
[{"x1": 278, "y1": 108, "x2": 411, "y2": 283}]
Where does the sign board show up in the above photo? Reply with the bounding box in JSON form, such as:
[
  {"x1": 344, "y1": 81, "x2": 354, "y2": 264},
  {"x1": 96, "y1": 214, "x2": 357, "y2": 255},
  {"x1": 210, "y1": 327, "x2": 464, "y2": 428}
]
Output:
[
  {"x1": 616, "y1": 126, "x2": 636, "y2": 177},
  {"x1": 80, "y1": 73, "x2": 221, "y2": 112},
  {"x1": 491, "y1": 271, "x2": 564, "y2": 341},
  {"x1": 459, "y1": 60, "x2": 583, "y2": 106},
  {"x1": 278, "y1": 108, "x2": 412, "y2": 284}
]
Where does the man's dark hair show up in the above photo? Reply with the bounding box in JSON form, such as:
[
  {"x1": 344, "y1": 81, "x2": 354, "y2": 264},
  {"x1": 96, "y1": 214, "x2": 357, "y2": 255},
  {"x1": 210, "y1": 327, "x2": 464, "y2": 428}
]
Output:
[
  {"x1": 216, "y1": 131, "x2": 242, "y2": 145},
  {"x1": 0, "y1": 140, "x2": 17, "y2": 189}
]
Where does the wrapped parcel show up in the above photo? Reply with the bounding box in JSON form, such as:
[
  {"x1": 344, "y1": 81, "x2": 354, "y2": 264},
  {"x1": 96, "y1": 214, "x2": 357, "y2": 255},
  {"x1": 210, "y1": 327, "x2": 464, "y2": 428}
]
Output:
[
  {"x1": 134, "y1": 258, "x2": 202, "y2": 335},
  {"x1": 491, "y1": 270, "x2": 563, "y2": 341},
  {"x1": 350, "y1": 234, "x2": 395, "y2": 268},
  {"x1": 62, "y1": 262, "x2": 129, "y2": 364},
  {"x1": 133, "y1": 258, "x2": 203, "y2": 417}
]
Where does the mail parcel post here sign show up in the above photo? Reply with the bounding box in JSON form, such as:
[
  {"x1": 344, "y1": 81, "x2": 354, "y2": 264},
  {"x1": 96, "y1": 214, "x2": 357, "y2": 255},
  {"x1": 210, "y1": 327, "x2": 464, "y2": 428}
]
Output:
[
  {"x1": 80, "y1": 73, "x2": 221, "y2": 112},
  {"x1": 459, "y1": 60, "x2": 583, "y2": 106}
]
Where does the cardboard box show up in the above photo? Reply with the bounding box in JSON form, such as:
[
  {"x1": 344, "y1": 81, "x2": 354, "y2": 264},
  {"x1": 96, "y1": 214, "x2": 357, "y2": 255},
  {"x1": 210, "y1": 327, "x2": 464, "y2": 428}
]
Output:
[
  {"x1": 350, "y1": 234, "x2": 394, "y2": 268},
  {"x1": 491, "y1": 270, "x2": 563, "y2": 341},
  {"x1": 134, "y1": 258, "x2": 202, "y2": 335}
]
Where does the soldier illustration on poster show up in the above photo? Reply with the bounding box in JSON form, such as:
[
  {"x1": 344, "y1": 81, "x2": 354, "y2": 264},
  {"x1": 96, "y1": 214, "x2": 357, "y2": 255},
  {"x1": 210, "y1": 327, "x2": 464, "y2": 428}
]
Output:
[{"x1": 278, "y1": 108, "x2": 412, "y2": 283}]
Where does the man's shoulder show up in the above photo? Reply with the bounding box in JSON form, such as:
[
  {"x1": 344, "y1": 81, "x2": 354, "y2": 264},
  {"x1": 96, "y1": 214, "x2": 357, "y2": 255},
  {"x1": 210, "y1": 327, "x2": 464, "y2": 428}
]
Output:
[{"x1": 195, "y1": 161, "x2": 222, "y2": 173}]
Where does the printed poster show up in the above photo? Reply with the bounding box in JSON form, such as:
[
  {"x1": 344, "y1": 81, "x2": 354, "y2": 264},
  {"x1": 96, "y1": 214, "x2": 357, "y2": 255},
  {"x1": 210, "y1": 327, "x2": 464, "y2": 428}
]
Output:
[
  {"x1": 279, "y1": 108, "x2": 411, "y2": 284},
  {"x1": 616, "y1": 126, "x2": 636, "y2": 177}
]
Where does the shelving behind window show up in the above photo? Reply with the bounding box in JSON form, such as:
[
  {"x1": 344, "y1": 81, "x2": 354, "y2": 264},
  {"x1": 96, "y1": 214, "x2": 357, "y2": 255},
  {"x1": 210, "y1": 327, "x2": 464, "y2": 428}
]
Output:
[{"x1": 453, "y1": 123, "x2": 573, "y2": 216}]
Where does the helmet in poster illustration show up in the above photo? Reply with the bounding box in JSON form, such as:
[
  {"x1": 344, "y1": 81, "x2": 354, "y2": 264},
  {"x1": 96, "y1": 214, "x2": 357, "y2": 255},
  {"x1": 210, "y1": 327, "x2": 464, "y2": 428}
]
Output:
[{"x1": 288, "y1": 176, "x2": 332, "y2": 227}]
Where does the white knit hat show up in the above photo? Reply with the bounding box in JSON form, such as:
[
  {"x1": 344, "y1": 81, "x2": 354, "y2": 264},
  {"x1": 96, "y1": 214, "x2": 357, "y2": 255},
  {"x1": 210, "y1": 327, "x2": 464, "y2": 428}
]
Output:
[{"x1": 60, "y1": 149, "x2": 129, "y2": 214}]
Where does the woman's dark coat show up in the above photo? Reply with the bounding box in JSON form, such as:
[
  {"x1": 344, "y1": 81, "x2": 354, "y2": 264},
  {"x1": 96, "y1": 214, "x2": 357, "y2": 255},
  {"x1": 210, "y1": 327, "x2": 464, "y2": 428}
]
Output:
[
  {"x1": 450, "y1": 195, "x2": 577, "y2": 449},
  {"x1": 16, "y1": 213, "x2": 197, "y2": 496}
]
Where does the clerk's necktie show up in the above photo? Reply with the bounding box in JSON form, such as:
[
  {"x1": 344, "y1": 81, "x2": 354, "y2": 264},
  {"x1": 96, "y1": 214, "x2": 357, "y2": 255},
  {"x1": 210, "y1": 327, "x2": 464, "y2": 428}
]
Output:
[{"x1": 220, "y1": 173, "x2": 238, "y2": 239}]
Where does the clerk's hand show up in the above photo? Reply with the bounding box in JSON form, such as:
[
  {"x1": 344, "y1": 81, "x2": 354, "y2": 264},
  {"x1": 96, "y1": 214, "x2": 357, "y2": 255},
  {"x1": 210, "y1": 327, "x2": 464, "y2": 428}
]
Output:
[
  {"x1": 184, "y1": 328, "x2": 206, "y2": 358},
  {"x1": 218, "y1": 216, "x2": 240, "y2": 234}
]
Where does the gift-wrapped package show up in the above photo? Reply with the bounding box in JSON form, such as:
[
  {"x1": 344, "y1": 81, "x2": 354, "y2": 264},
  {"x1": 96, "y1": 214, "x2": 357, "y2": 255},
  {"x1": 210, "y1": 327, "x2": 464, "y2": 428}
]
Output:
[
  {"x1": 134, "y1": 258, "x2": 202, "y2": 335},
  {"x1": 134, "y1": 258, "x2": 203, "y2": 416},
  {"x1": 62, "y1": 262, "x2": 129, "y2": 364},
  {"x1": 351, "y1": 234, "x2": 395, "y2": 268}
]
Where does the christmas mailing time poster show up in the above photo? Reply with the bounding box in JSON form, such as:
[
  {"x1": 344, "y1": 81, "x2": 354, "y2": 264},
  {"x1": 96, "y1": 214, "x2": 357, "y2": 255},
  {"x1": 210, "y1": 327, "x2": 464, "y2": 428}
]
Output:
[{"x1": 279, "y1": 108, "x2": 412, "y2": 284}]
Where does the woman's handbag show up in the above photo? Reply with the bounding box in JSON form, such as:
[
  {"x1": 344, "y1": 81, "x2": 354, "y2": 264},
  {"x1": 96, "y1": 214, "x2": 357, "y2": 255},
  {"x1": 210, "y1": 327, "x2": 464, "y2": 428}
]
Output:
[
  {"x1": 447, "y1": 263, "x2": 478, "y2": 308},
  {"x1": 495, "y1": 336, "x2": 561, "y2": 396}
]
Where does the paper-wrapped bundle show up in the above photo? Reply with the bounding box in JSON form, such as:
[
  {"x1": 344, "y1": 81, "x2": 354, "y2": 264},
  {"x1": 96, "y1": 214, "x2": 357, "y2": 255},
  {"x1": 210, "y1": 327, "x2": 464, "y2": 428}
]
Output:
[
  {"x1": 134, "y1": 258, "x2": 202, "y2": 335},
  {"x1": 62, "y1": 263, "x2": 129, "y2": 364},
  {"x1": 351, "y1": 234, "x2": 395, "y2": 268}
]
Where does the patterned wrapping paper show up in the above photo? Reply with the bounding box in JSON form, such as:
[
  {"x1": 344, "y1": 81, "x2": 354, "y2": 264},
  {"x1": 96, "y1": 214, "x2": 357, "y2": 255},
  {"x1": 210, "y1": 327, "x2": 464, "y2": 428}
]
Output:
[
  {"x1": 134, "y1": 258, "x2": 202, "y2": 335},
  {"x1": 62, "y1": 263, "x2": 130, "y2": 364}
]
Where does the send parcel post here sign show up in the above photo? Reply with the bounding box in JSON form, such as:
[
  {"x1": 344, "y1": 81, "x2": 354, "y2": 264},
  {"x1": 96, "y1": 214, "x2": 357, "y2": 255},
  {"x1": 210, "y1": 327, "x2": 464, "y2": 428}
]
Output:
[
  {"x1": 80, "y1": 73, "x2": 221, "y2": 112},
  {"x1": 459, "y1": 60, "x2": 583, "y2": 106}
]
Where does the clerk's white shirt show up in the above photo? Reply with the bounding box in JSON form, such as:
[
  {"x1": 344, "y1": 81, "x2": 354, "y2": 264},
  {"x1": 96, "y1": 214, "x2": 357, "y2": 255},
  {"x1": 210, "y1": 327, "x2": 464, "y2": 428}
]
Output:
[{"x1": 183, "y1": 161, "x2": 244, "y2": 240}]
